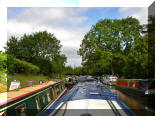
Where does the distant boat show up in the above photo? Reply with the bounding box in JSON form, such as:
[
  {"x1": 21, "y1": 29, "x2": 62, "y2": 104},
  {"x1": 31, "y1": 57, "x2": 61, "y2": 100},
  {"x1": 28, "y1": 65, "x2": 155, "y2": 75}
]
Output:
[
  {"x1": 40, "y1": 78, "x2": 136, "y2": 116},
  {"x1": 101, "y1": 75, "x2": 118, "y2": 85}
]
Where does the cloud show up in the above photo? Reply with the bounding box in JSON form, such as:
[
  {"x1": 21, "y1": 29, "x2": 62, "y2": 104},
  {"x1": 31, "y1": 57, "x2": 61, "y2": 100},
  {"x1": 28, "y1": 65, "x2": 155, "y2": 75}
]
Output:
[
  {"x1": 7, "y1": 8, "x2": 90, "y2": 67},
  {"x1": 118, "y1": 7, "x2": 148, "y2": 24},
  {"x1": 14, "y1": 8, "x2": 88, "y2": 27},
  {"x1": 61, "y1": 46, "x2": 82, "y2": 67}
]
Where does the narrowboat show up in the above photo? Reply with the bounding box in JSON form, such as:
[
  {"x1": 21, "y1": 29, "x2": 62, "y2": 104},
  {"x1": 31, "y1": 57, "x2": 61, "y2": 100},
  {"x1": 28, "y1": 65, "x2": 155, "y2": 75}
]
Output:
[
  {"x1": 0, "y1": 80, "x2": 67, "y2": 116},
  {"x1": 40, "y1": 78, "x2": 137, "y2": 116},
  {"x1": 115, "y1": 79, "x2": 155, "y2": 105}
]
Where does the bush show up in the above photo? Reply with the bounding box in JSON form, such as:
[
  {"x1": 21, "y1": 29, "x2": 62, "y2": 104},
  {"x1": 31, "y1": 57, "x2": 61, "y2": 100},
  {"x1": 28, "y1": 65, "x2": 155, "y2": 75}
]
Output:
[
  {"x1": 15, "y1": 59, "x2": 40, "y2": 74},
  {"x1": 32, "y1": 56, "x2": 52, "y2": 75},
  {"x1": 0, "y1": 53, "x2": 7, "y2": 73},
  {"x1": 7, "y1": 54, "x2": 17, "y2": 74},
  {"x1": 0, "y1": 52, "x2": 40, "y2": 74}
]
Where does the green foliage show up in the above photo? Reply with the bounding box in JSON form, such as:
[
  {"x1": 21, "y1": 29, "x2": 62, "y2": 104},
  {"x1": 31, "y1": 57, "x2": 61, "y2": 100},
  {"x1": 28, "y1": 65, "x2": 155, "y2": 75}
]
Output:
[
  {"x1": 32, "y1": 56, "x2": 52, "y2": 75},
  {"x1": 0, "y1": 52, "x2": 40, "y2": 74},
  {"x1": 64, "y1": 66, "x2": 85, "y2": 76},
  {"x1": 78, "y1": 17, "x2": 148, "y2": 78},
  {"x1": 52, "y1": 54, "x2": 67, "y2": 74},
  {"x1": 0, "y1": 52, "x2": 7, "y2": 73},
  {"x1": 15, "y1": 59, "x2": 40, "y2": 74},
  {"x1": 6, "y1": 31, "x2": 67, "y2": 75},
  {"x1": 148, "y1": 15, "x2": 155, "y2": 78},
  {"x1": 7, "y1": 54, "x2": 17, "y2": 74},
  {"x1": 64, "y1": 66, "x2": 74, "y2": 75},
  {"x1": 6, "y1": 31, "x2": 61, "y2": 62}
]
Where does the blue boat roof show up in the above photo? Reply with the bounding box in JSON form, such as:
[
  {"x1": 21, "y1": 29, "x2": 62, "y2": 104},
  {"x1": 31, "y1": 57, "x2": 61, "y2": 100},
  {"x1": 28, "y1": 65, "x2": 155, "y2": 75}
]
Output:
[
  {"x1": 68, "y1": 81, "x2": 117, "y2": 101},
  {"x1": 40, "y1": 80, "x2": 136, "y2": 116}
]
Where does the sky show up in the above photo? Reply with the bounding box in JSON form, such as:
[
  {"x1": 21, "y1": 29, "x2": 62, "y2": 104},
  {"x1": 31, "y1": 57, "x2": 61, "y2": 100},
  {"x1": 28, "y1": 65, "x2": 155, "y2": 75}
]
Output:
[{"x1": 7, "y1": 7, "x2": 148, "y2": 67}]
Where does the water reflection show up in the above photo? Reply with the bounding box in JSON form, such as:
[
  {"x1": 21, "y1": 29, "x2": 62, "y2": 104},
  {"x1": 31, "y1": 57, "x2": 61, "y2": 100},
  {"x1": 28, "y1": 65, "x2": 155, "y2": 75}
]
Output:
[{"x1": 109, "y1": 86, "x2": 155, "y2": 116}]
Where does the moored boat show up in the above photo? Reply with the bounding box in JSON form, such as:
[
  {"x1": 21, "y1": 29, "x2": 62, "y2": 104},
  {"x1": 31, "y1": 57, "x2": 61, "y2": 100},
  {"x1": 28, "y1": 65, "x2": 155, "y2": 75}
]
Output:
[
  {"x1": 101, "y1": 74, "x2": 118, "y2": 86},
  {"x1": 40, "y1": 78, "x2": 137, "y2": 116},
  {"x1": 0, "y1": 80, "x2": 67, "y2": 116},
  {"x1": 115, "y1": 79, "x2": 155, "y2": 106}
]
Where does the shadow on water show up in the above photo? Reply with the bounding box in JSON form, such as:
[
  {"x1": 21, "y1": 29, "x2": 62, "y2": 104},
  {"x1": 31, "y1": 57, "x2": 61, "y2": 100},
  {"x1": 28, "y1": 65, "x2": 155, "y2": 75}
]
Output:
[{"x1": 109, "y1": 86, "x2": 155, "y2": 116}]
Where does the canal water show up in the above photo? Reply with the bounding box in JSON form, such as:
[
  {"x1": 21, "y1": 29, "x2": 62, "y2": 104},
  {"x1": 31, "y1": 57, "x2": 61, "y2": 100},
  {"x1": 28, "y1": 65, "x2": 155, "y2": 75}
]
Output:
[{"x1": 109, "y1": 86, "x2": 155, "y2": 116}]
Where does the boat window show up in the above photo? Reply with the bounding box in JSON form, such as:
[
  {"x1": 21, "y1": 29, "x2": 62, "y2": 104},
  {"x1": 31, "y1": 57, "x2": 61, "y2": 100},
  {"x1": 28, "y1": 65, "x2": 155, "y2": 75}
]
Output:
[
  {"x1": 47, "y1": 91, "x2": 51, "y2": 102},
  {"x1": 35, "y1": 96, "x2": 41, "y2": 112},
  {"x1": 55, "y1": 87, "x2": 60, "y2": 96},
  {"x1": 139, "y1": 81, "x2": 148, "y2": 90},
  {"x1": 1, "y1": 111, "x2": 7, "y2": 116},
  {"x1": 149, "y1": 80, "x2": 155, "y2": 89},
  {"x1": 42, "y1": 95, "x2": 46, "y2": 104},
  {"x1": 16, "y1": 103, "x2": 28, "y2": 116},
  {"x1": 61, "y1": 84, "x2": 64, "y2": 90}
]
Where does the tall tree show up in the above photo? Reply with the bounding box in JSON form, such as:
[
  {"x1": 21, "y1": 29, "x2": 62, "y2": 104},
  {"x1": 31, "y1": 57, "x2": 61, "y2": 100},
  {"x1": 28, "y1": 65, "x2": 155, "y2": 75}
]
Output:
[
  {"x1": 78, "y1": 17, "x2": 147, "y2": 78},
  {"x1": 6, "y1": 31, "x2": 66, "y2": 75},
  {"x1": 6, "y1": 31, "x2": 61, "y2": 62}
]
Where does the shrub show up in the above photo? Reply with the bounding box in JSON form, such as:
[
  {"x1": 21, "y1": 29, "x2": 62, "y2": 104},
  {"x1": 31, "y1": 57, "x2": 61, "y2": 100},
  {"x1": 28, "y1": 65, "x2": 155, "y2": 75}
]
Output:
[
  {"x1": 7, "y1": 54, "x2": 17, "y2": 74},
  {"x1": 0, "y1": 53, "x2": 7, "y2": 73},
  {"x1": 15, "y1": 59, "x2": 40, "y2": 74},
  {"x1": 0, "y1": 53, "x2": 40, "y2": 74}
]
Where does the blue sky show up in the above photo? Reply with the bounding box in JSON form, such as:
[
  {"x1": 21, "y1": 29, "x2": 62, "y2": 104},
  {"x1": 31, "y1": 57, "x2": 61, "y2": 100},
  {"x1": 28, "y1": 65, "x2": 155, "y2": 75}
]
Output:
[{"x1": 7, "y1": 7, "x2": 147, "y2": 67}]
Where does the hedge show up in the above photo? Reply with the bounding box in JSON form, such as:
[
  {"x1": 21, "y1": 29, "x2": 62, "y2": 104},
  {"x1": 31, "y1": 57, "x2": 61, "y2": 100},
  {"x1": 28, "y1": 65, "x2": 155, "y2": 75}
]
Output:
[
  {"x1": 0, "y1": 52, "x2": 40, "y2": 74},
  {"x1": 15, "y1": 59, "x2": 40, "y2": 74}
]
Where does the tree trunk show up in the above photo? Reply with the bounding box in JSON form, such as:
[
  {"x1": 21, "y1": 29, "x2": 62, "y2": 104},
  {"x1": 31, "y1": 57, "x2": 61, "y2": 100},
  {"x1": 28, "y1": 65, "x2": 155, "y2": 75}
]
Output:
[{"x1": 111, "y1": 60, "x2": 114, "y2": 75}]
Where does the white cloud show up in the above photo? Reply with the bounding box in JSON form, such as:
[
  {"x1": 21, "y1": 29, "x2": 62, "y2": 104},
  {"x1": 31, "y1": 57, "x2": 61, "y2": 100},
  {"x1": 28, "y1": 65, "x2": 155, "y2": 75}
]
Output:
[
  {"x1": 15, "y1": 8, "x2": 88, "y2": 27},
  {"x1": 7, "y1": 8, "x2": 90, "y2": 67},
  {"x1": 119, "y1": 7, "x2": 148, "y2": 24},
  {"x1": 7, "y1": 20, "x2": 33, "y2": 37},
  {"x1": 61, "y1": 46, "x2": 82, "y2": 67}
]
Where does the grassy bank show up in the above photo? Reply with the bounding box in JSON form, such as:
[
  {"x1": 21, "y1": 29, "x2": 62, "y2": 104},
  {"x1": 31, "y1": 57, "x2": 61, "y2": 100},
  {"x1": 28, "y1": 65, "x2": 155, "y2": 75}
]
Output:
[{"x1": 7, "y1": 74, "x2": 49, "y2": 89}]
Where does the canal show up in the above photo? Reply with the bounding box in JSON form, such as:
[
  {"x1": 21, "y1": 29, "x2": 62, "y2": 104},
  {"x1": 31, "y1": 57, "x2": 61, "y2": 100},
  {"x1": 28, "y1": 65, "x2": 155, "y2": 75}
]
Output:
[{"x1": 109, "y1": 86, "x2": 155, "y2": 116}]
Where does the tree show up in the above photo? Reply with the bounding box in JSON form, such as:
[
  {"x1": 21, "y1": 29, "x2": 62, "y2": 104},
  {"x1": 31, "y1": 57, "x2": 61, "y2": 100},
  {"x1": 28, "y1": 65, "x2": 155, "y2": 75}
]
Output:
[
  {"x1": 6, "y1": 31, "x2": 61, "y2": 62},
  {"x1": 6, "y1": 31, "x2": 67, "y2": 75},
  {"x1": 78, "y1": 17, "x2": 147, "y2": 78},
  {"x1": 51, "y1": 54, "x2": 67, "y2": 76},
  {"x1": 148, "y1": 15, "x2": 155, "y2": 78}
]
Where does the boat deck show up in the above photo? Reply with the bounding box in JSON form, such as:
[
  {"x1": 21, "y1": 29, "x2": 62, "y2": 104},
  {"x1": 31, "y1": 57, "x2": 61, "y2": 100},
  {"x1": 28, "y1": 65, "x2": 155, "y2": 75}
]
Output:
[
  {"x1": 41, "y1": 80, "x2": 136, "y2": 116},
  {"x1": 0, "y1": 81, "x2": 55, "y2": 106}
]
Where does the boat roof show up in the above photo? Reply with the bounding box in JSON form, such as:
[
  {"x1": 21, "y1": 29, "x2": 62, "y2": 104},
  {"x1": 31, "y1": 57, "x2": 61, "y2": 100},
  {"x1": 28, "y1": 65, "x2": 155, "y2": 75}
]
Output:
[
  {"x1": 41, "y1": 80, "x2": 136, "y2": 116},
  {"x1": 0, "y1": 81, "x2": 56, "y2": 107}
]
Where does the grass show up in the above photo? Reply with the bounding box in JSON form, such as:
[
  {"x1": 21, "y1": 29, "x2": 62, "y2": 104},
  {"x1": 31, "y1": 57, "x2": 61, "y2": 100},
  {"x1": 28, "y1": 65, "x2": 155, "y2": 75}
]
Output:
[
  {"x1": 7, "y1": 74, "x2": 50, "y2": 89},
  {"x1": 0, "y1": 83, "x2": 7, "y2": 92}
]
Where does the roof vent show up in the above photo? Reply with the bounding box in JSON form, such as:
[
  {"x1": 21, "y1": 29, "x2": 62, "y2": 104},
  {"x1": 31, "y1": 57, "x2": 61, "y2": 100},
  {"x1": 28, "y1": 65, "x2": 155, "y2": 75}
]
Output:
[{"x1": 89, "y1": 92, "x2": 100, "y2": 95}]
